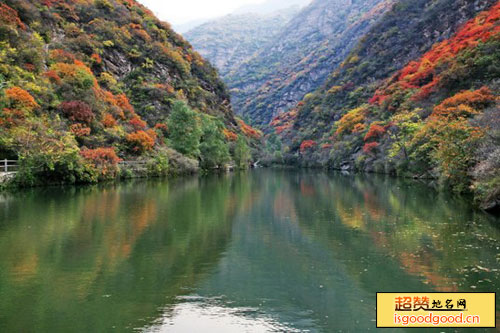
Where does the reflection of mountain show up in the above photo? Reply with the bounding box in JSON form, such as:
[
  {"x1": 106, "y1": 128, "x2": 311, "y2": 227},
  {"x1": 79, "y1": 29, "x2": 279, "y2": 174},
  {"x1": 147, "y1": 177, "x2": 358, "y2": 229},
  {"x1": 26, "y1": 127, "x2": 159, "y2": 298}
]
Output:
[
  {"x1": 288, "y1": 172, "x2": 500, "y2": 293},
  {"x1": 0, "y1": 176, "x2": 250, "y2": 331},
  {"x1": 0, "y1": 171, "x2": 498, "y2": 331},
  {"x1": 155, "y1": 170, "x2": 499, "y2": 331}
]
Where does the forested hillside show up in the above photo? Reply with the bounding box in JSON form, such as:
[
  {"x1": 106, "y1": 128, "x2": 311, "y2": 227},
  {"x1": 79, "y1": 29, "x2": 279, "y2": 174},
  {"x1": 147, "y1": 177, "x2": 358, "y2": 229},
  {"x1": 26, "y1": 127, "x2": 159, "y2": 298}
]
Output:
[
  {"x1": 269, "y1": 0, "x2": 499, "y2": 211},
  {"x1": 185, "y1": 7, "x2": 299, "y2": 78},
  {"x1": 0, "y1": 0, "x2": 260, "y2": 185},
  {"x1": 228, "y1": 0, "x2": 396, "y2": 126}
]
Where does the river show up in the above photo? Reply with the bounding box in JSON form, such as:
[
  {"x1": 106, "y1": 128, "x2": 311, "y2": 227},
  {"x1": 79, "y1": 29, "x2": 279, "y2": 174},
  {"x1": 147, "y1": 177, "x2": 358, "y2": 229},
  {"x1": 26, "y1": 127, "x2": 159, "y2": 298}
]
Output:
[{"x1": 0, "y1": 170, "x2": 498, "y2": 332}]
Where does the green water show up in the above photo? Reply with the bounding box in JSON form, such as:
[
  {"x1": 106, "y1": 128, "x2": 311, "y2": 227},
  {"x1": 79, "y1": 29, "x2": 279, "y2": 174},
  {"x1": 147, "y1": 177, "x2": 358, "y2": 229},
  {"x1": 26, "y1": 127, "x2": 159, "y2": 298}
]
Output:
[{"x1": 0, "y1": 170, "x2": 498, "y2": 332}]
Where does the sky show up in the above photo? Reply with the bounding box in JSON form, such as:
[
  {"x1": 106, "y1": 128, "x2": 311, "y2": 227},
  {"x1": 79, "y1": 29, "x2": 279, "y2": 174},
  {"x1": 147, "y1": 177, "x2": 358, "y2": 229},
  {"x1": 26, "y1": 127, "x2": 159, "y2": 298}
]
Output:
[{"x1": 137, "y1": 0, "x2": 268, "y2": 25}]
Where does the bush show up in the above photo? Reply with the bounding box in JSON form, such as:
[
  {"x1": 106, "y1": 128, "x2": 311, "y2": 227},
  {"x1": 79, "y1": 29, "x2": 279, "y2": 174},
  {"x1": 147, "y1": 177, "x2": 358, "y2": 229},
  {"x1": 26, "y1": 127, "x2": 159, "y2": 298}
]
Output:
[
  {"x1": 60, "y1": 100, "x2": 95, "y2": 124},
  {"x1": 146, "y1": 151, "x2": 169, "y2": 176},
  {"x1": 80, "y1": 147, "x2": 121, "y2": 179},
  {"x1": 126, "y1": 130, "x2": 156, "y2": 153}
]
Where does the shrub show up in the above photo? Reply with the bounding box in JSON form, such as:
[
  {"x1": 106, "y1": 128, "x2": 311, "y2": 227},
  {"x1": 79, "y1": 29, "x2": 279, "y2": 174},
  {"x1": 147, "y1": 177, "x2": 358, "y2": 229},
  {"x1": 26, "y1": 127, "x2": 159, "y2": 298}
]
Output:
[
  {"x1": 102, "y1": 113, "x2": 117, "y2": 128},
  {"x1": 335, "y1": 106, "x2": 367, "y2": 136},
  {"x1": 129, "y1": 116, "x2": 146, "y2": 130},
  {"x1": 5, "y1": 87, "x2": 39, "y2": 111},
  {"x1": 80, "y1": 147, "x2": 121, "y2": 179},
  {"x1": 300, "y1": 140, "x2": 317, "y2": 153},
  {"x1": 364, "y1": 123, "x2": 386, "y2": 141},
  {"x1": 127, "y1": 130, "x2": 156, "y2": 153},
  {"x1": 70, "y1": 123, "x2": 91, "y2": 137},
  {"x1": 60, "y1": 101, "x2": 95, "y2": 124},
  {"x1": 363, "y1": 142, "x2": 379, "y2": 154}
]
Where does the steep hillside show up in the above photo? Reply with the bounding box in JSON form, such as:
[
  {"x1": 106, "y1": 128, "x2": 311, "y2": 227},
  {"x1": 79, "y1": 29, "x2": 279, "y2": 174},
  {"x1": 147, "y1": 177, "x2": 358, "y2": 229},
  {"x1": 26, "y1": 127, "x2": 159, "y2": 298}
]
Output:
[
  {"x1": 228, "y1": 0, "x2": 396, "y2": 126},
  {"x1": 185, "y1": 7, "x2": 299, "y2": 78},
  {"x1": 0, "y1": 0, "x2": 260, "y2": 185},
  {"x1": 270, "y1": 0, "x2": 499, "y2": 210}
]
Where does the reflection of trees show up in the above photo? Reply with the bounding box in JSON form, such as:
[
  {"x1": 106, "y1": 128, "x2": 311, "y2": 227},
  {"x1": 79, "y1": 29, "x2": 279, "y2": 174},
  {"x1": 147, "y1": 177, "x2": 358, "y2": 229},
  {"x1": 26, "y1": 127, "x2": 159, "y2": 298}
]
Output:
[
  {"x1": 0, "y1": 174, "x2": 251, "y2": 331},
  {"x1": 289, "y1": 172, "x2": 500, "y2": 295}
]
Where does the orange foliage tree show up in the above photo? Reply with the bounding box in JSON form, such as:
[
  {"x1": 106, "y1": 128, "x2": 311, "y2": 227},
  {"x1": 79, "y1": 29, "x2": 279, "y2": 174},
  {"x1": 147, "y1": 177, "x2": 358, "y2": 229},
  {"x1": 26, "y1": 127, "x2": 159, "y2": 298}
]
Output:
[
  {"x1": 80, "y1": 147, "x2": 121, "y2": 178},
  {"x1": 300, "y1": 140, "x2": 317, "y2": 153},
  {"x1": 223, "y1": 128, "x2": 238, "y2": 141},
  {"x1": 431, "y1": 87, "x2": 495, "y2": 119},
  {"x1": 102, "y1": 113, "x2": 117, "y2": 128},
  {"x1": 364, "y1": 123, "x2": 386, "y2": 142},
  {"x1": 126, "y1": 130, "x2": 156, "y2": 153},
  {"x1": 129, "y1": 116, "x2": 147, "y2": 130},
  {"x1": 238, "y1": 119, "x2": 262, "y2": 139},
  {"x1": 5, "y1": 87, "x2": 39, "y2": 111},
  {"x1": 335, "y1": 106, "x2": 367, "y2": 136}
]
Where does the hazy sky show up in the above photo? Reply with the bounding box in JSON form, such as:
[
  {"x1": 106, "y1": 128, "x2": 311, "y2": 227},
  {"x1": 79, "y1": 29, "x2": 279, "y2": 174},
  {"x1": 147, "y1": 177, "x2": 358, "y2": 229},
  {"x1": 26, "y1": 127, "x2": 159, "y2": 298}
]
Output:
[{"x1": 137, "y1": 0, "x2": 268, "y2": 25}]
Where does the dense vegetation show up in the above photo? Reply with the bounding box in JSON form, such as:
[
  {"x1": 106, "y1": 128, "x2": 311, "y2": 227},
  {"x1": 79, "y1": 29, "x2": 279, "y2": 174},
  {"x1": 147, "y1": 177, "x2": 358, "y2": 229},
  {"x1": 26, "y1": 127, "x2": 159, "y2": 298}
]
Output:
[
  {"x1": 268, "y1": 0, "x2": 499, "y2": 211},
  {"x1": 0, "y1": 0, "x2": 261, "y2": 186}
]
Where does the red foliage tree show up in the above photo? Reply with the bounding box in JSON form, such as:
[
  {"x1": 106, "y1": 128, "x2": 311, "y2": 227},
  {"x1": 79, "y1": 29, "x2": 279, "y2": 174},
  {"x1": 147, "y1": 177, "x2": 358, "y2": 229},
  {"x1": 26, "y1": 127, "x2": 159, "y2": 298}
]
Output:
[
  {"x1": 115, "y1": 94, "x2": 135, "y2": 116},
  {"x1": 363, "y1": 142, "x2": 379, "y2": 154},
  {"x1": 129, "y1": 116, "x2": 147, "y2": 130},
  {"x1": 364, "y1": 124, "x2": 386, "y2": 141},
  {"x1": 370, "y1": 3, "x2": 500, "y2": 103},
  {"x1": 60, "y1": 101, "x2": 95, "y2": 124},
  {"x1": 300, "y1": 140, "x2": 317, "y2": 153},
  {"x1": 0, "y1": 3, "x2": 26, "y2": 30},
  {"x1": 44, "y1": 70, "x2": 62, "y2": 84}
]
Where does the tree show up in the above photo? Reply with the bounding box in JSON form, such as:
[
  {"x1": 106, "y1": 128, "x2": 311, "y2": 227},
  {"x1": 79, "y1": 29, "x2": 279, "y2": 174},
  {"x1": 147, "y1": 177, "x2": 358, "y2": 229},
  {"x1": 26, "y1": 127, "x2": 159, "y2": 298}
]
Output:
[
  {"x1": 167, "y1": 100, "x2": 201, "y2": 158},
  {"x1": 126, "y1": 130, "x2": 156, "y2": 153},
  {"x1": 233, "y1": 135, "x2": 251, "y2": 169},
  {"x1": 199, "y1": 116, "x2": 230, "y2": 169}
]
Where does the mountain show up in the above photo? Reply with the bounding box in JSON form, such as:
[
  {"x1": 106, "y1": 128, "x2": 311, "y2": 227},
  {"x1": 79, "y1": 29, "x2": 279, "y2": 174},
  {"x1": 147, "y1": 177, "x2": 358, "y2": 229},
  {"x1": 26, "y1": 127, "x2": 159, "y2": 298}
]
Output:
[
  {"x1": 227, "y1": 0, "x2": 397, "y2": 126},
  {"x1": 233, "y1": 0, "x2": 311, "y2": 15},
  {"x1": 185, "y1": 7, "x2": 299, "y2": 78},
  {"x1": 174, "y1": 18, "x2": 209, "y2": 34},
  {"x1": 0, "y1": 0, "x2": 260, "y2": 185},
  {"x1": 269, "y1": 0, "x2": 499, "y2": 210}
]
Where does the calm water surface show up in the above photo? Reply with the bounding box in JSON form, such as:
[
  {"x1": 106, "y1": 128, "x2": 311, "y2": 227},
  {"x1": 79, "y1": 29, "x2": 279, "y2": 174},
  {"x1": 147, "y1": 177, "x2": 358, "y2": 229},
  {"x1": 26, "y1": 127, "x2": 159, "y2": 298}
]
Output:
[{"x1": 0, "y1": 170, "x2": 498, "y2": 332}]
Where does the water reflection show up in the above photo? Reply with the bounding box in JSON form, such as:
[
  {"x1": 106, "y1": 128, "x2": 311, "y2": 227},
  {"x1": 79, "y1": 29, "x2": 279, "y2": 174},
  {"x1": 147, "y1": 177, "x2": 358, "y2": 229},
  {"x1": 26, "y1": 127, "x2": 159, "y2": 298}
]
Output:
[{"x1": 0, "y1": 170, "x2": 498, "y2": 332}]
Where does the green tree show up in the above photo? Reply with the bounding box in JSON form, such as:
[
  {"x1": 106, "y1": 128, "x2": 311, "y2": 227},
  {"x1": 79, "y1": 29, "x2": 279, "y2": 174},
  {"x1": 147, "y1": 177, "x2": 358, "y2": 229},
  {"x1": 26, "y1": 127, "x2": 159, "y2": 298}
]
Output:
[
  {"x1": 233, "y1": 135, "x2": 251, "y2": 169},
  {"x1": 199, "y1": 116, "x2": 230, "y2": 169},
  {"x1": 167, "y1": 101, "x2": 202, "y2": 158}
]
